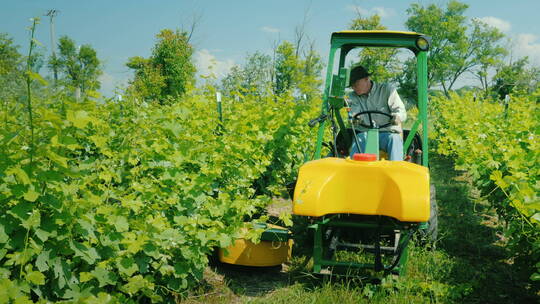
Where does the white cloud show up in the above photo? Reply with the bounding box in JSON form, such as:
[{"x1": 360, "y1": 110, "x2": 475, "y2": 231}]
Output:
[
  {"x1": 477, "y1": 16, "x2": 511, "y2": 32},
  {"x1": 261, "y1": 26, "x2": 280, "y2": 33},
  {"x1": 195, "y1": 49, "x2": 235, "y2": 78},
  {"x1": 475, "y1": 17, "x2": 539, "y2": 66},
  {"x1": 347, "y1": 5, "x2": 394, "y2": 18},
  {"x1": 513, "y1": 33, "x2": 540, "y2": 66}
]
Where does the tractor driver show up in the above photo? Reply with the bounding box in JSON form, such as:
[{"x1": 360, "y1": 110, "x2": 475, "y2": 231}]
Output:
[{"x1": 347, "y1": 65, "x2": 407, "y2": 161}]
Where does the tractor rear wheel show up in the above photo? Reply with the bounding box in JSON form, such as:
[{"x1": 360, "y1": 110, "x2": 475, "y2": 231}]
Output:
[
  {"x1": 428, "y1": 184, "x2": 438, "y2": 241},
  {"x1": 419, "y1": 184, "x2": 438, "y2": 245}
]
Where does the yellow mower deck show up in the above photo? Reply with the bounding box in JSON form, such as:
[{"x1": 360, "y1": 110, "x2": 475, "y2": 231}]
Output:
[
  {"x1": 219, "y1": 239, "x2": 293, "y2": 267},
  {"x1": 219, "y1": 223, "x2": 293, "y2": 267}
]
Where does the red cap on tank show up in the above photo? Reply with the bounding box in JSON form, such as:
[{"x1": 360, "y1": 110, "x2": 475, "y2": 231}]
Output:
[{"x1": 353, "y1": 153, "x2": 377, "y2": 161}]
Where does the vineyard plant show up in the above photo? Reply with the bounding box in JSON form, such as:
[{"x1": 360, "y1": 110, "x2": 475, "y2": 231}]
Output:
[
  {"x1": 431, "y1": 90, "x2": 540, "y2": 281},
  {"x1": 0, "y1": 85, "x2": 318, "y2": 302},
  {"x1": 2, "y1": 6, "x2": 540, "y2": 301}
]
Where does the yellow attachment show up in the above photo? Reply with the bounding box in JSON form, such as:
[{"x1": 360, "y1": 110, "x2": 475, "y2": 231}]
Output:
[
  {"x1": 293, "y1": 157, "x2": 430, "y2": 222},
  {"x1": 219, "y1": 239, "x2": 293, "y2": 267}
]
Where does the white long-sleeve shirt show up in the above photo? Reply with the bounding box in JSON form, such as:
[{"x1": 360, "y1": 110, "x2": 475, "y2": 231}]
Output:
[{"x1": 346, "y1": 81, "x2": 407, "y2": 133}]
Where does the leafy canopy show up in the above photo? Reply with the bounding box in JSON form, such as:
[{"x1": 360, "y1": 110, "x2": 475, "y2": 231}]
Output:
[
  {"x1": 127, "y1": 29, "x2": 196, "y2": 103},
  {"x1": 49, "y1": 36, "x2": 102, "y2": 94}
]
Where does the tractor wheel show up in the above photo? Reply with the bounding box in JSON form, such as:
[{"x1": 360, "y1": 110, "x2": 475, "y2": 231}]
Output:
[
  {"x1": 419, "y1": 184, "x2": 438, "y2": 245},
  {"x1": 428, "y1": 184, "x2": 438, "y2": 241}
]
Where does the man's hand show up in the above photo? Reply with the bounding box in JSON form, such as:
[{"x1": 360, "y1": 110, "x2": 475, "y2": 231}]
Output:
[{"x1": 391, "y1": 114, "x2": 401, "y2": 126}]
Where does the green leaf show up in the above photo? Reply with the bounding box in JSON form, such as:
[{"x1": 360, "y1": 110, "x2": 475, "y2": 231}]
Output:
[
  {"x1": 7, "y1": 167, "x2": 31, "y2": 185},
  {"x1": 79, "y1": 272, "x2": 92, "y2": 283},
  {"x1": 135, "y1": 255, "x2": 151, "y2": 274},
  {"x1": 62, "y1": 284, "x2": 94, "y2": 301},
  {"x1": 0, "y1": 249, "x2": 7, "y2": 260},
  {"x1": 21, "y1": 209, "x2": 40, "y2": 230},
  {"x1": 142, "y1": 242, "x2": 159, "y2": 258},
  {"x1": 91, "y1": 267, "x2": 116, "y2": 287},
  {"x1": 35, "y1": 250, "x2": 50, "y2": 272},
  {"x1": 34, "y1": 228, "x2": 51, "y2": 242},
  {"x1": 51, "y1": 257, "x2": 69, "y2": 289},
  {"x1": 167, "y1": 277, "x2": 188, "y2": 291},
  {"x1": 85, "y1": 292, "x2": 114, "y2": 304},
  {"x1": 46, "y1": 149, "x2": 69, "y2": 168},
  {"x1": 23, "y1": 188, "x2": 39, "y2": 202},
  {"x1": 0, "y1": 267, "x2": 10, "y2": 279},
  {"x1": 490, "y1": 170, "x2": 509, "y2": 189},
  {"x1": 9, "y1": 202, "x2": 33, "y2": 222},
  {"x1": 278, "y1": 211, "x2": 293, "y2": 227},
  {"x1": 76, "y1": 219, "x2": 97, "y2": 240},
  {"x1": 89, "y1": 135, "x2": 108, "y2": 149},
  {"x1": 70, "y1": 241, "x2": 100, "y2": 264},
  {"x1": 218, "y1": 233, "x2": 231, "y2": 248},
  {"x1": 26, "y1": 270, "x2": 45, "y2": 285},
  {"x1": 27, "y1": 71, "x2": 48, "y2": 85},
  {"x1": 0, "y1": 224, "x2": 9, "y2": 243},
  {"x1": 66, "y1": 110, "x2": 91, "y2": 129},
  {"x1": 117, "y1": 257, "x2": 138, "y2": 277},
  {"x1": 41, "y1": 194, "x2": 62, "y2": 210},
  {"x1": 86, "y1": 90, "x2": 101, "y2": 99},
  {"x1": 122, "y1": 275, "x2": 153, "y2": 295},
  {"x1": 113, "y1": 216, "x2": 129, "y2": 232}
]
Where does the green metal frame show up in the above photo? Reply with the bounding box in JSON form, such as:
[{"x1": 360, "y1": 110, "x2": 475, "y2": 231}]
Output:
[
  {"x1": 309, "y1": 216, "x2": 416, "y2": 276},
  {"x1": 314, "y1": 31, "x2": 431, "y2": 167}
]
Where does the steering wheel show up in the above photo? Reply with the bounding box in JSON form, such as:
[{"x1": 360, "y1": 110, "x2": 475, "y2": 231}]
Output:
[{"x1": 352, "y1": 110, "x2": 393, "y2": 129}]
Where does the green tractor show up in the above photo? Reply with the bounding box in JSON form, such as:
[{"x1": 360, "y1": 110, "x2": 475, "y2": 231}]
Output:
[
  {"x1": 292, "y1": 30, "x2": 437, "y2": 276},
  {"x1": 218, "y1": 30, "x2": 437, "y2": 277}
]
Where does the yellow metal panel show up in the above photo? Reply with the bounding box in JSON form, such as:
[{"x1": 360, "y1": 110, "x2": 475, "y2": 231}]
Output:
[
  {"x1": 219, "y1": 239, "x2": 293, "y2": 267},
  {"x1": 292, "y1": 158, "x2": 430, "y2": 222}
]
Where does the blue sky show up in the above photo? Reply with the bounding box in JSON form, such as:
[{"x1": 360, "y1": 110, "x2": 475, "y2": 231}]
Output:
[{"x1": 2, "y1": 0, "x2": 539, "y2": 96}]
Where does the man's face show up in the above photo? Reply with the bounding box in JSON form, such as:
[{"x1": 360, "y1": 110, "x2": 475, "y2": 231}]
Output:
[{"x1": 352, "y1": 77, "x2": 371, "y2": 95}]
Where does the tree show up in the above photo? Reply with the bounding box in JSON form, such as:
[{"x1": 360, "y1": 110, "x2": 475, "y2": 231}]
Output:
[
  {"x1": 49, "y1": 36, "x2": 102, "y2": 97},
  {"x1": 349, "y1": 15, "x2": 400, "y2": 83},
  {"x1": 297, "y1": 39, "x2": 324, "y2": 99},
  {"x1": 125, "y1": 56, "x2": 165, "y2": 101},
  {"x1": 492, "y1": 57, "x2": 540, "y2": 99},
  {"x1": 405, "y1": 0, "x2": 468, "y2": 95},
  {"x1": 0, "y1": 33, "x2": 21, "y2": 76},
  {"x1": 273, "y1": 40, "x2": 323, "y2": 99},
  {"x1": 395, "y1": 59, "x2": 418, "y2": 105},
  {"x1": 221, "y1": 39, "x2": 322, "y2": 100},
  {"x1": 405, "y1": 0, "x2": 507, "y2": 97},
  {"x1": 274, "y1": 41, "x2": 301, "y2": 96},
  {"x1": 470, "y1": 19, "x2": 508, "y2": 94},
  {"x1": 127, "y1": 29, "x2": 196, "y2": 103},
  {"x1": 221, "y1": 51, "x2": 273, "y2": 98},
  {"x1": 28, "y1": 50, "x2": 45, "y2": 73},
  {"x1": 446, "y1": 18, "x2": 507, "y2": 94},
  {"x1": 0, "y1": 33, "x2": 23, "y2": 106}
]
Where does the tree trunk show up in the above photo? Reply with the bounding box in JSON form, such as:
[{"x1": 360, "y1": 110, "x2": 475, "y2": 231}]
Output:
[{"x1": 75, "y1": 87, "x2": 81, "y2": 101}]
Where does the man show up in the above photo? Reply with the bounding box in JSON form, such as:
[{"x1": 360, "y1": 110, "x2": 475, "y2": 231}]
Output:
[{"x1": 346, "y1": 65, "x2": 406, "y2": 161}]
